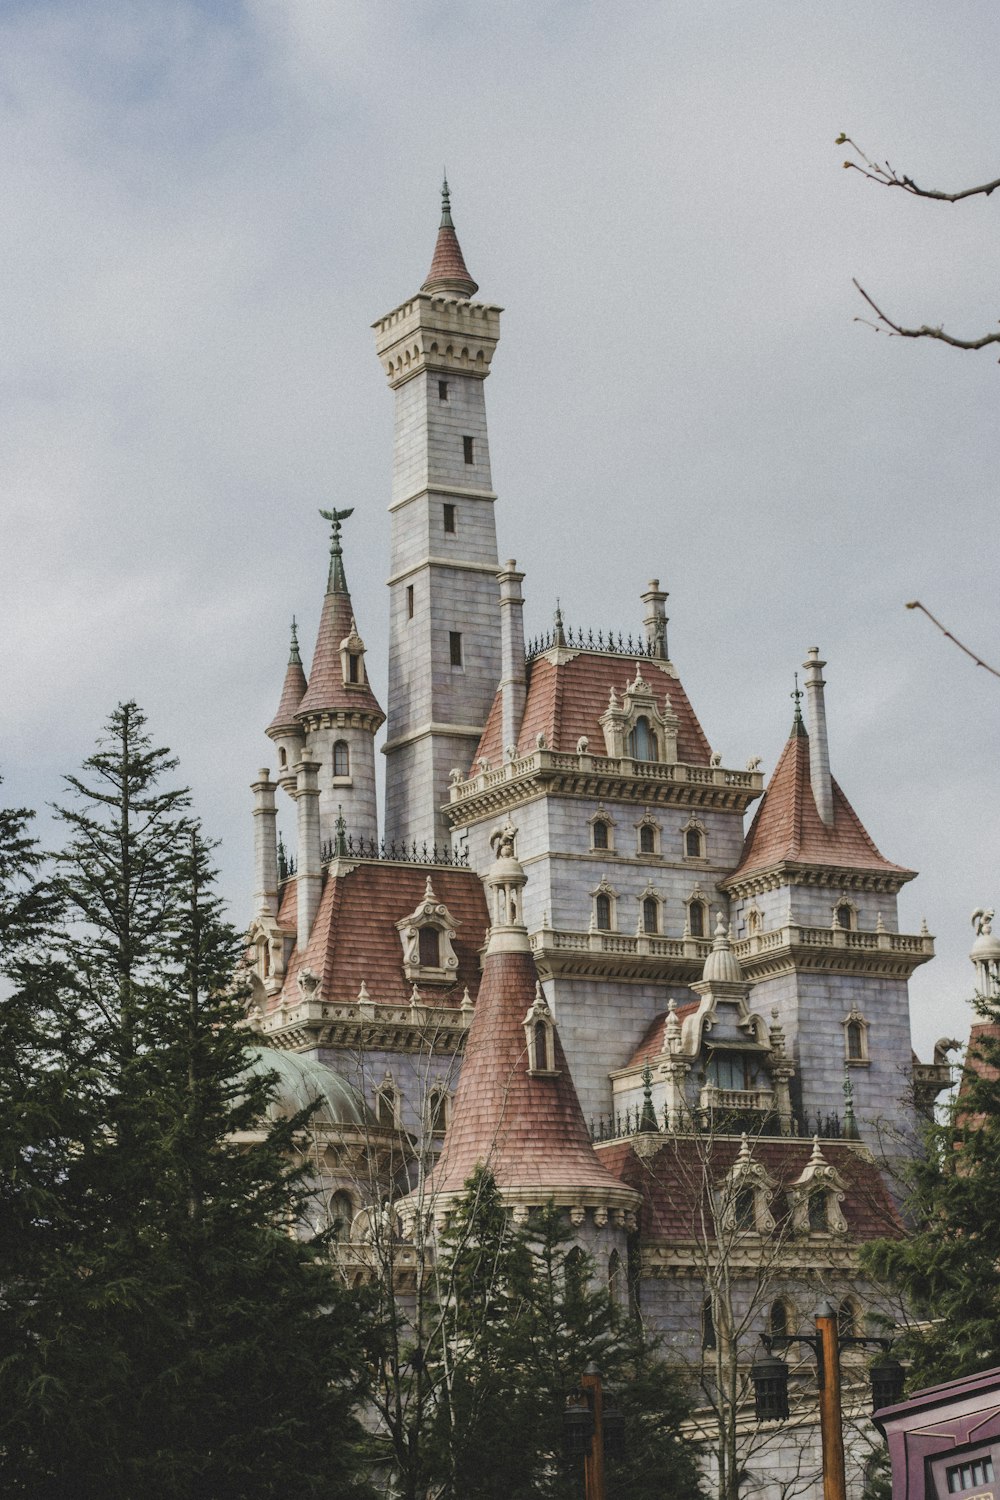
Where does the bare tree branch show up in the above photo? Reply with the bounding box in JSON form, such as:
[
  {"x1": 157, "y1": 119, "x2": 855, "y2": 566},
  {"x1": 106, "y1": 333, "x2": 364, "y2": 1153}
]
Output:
[
  {"x1": 905, "y1": 600, "x2": 1000, "y2": 679},
  {"x1": 851, "y1": 279, "x2": 1000, "y2": 353},
  {"x1": 837, "y1": 135, "x2": 1000, "y2": 202}
]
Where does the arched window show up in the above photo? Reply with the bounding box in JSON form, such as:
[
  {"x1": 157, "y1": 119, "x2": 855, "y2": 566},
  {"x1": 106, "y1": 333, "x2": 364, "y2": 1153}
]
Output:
[
  {"x1": 627, "y1": 715, "x2": 656, "y2": 761},
  {"x1": 347, "y1": 653, "x2": 360, "y2": 684},
  {"x1": 428, "y1": 1089, "x2": 448, "y2": 1135},
  {"x1": 747, "y1": 907, "x2": 761, "y2": 935},
  {"x1": 376, "y1": 1085, "x2": 397, "y2": 1128},
  {"x1": 846, "y1": 1021, "x2": 865, "y2": 1060},
  {"x1": 595, "y1": 892, "x2": 612, "y2": 930},
  {"x1": 769, "y1": 1300, "x2": 789, "y2": 1339},
  {"x1": 642, "y1": 896, "x2": 659, "y2": 935},
  {"x1": 534, "y1": 1019, "x2": 549, "y2": 1068},
  {"x1": 278, "y1": 746, "x2": 287, "y2": 768},
  {"x1": 808, "y1": 1190, "x2": 828, "y2": 1232},
  {"x1": 734, "y1": 1187, "x2": 756, "y2": 1231},
  {"x1": 330, "y1": 1190, "x2": 354, "y2": 1242},
  {"x1": 418, "y1": 927, "x2": 441, "y2": 968},
  {"x1": 639, "y1": 823, "x2": 656, "y2": 854},
  {"x1": 701, "y1": 1296, "x2": 717, "y2": 1350},
  {"x1": 688, "y1": 900, "x2": 706, "y2": 938},
  {"x1": 333, "y1": 740, "x2": 350, "y2": 777},
  {"x1": 685, "y1": 827, "x2": 704, "y2": 858},
  {"x1": 836, "y1": 903, "x2": 854, "y2": 930},
  {"x1": 838, "y1": 1298, "x2": 857, "y2": 1340},
  {"x1": 592, "y1": 818, "x2": 610, "y2": 851}
]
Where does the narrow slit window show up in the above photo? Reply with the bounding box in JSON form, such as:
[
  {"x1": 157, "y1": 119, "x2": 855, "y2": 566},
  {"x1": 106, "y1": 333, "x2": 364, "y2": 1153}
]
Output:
[
  {"x1": 438, "y1": 379, "x2": 449, "y2": 401},
  {"x1": 595, "y1": 892, "x2": 612, "y2": 930},
  {"x1": 449, "y1": 631, "x2": 463, "y2": 667},
  {"x1": 847, "y1": 1021, "x2": 864, "y2": 1060},
  {"x1": 348, "y1": 653, "x2": 360, "y2": 684},
  {"x1": 406, "y1": 584, "x2": 414, "y2": 619},
  {"x1": 642, "y1": 897, "x2": 659, "y2": 935},
  {"x1": 688, "y1": 901, "x2": 706, "y2": 938},
  {"x1": 443, "y1": 503, "x2": 456, "y2": 534},
  {"x1": 463, "y1": 435, "x2": 474, "y2": 465}
]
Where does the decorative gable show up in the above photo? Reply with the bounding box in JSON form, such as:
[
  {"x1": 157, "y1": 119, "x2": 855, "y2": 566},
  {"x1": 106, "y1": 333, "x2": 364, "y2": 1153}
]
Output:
[
  {"x1": 597, "y1": 667, "x2": 680, "y2": 762},
  {"x1": 788, "y1": 1138, "x2": 848, "y2": 1235},
  {"x1": 395, "y1": 876, "x2": 461, "y2": 983}
]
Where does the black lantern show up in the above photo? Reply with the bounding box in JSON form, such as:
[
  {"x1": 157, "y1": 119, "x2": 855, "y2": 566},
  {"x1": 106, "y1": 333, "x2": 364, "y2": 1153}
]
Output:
[
  {"x1": 602, "y1": 1400, "x2": 626, "y2": 1459},
  {"x1": 752, "y1": 1352, "x2": 790, "y2": 1422},
  {"x1": 563, "y1": 1396, "x2": 595, "y2": 1457},
  {"x1": 870, "y1": 1355, "x2": 905, "y2": 1415}
]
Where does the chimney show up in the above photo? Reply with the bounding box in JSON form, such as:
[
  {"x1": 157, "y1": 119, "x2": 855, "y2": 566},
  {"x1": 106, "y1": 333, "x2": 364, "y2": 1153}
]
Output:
[
  {"x1": 294, "y1": 751, "x2": 323, "y2": 947},
  {"x1": 802, "y1": 647, "x2": 834, "y2": 826},
  {"x1": 641, "y1": 578, "x2": 669, "y2": 659},
  {"x1": 497, "y1": 560, "x2": 526, "y2": 754},
  {"x1": 251, "y1": 768, "x2": 279, "y2": 920}
]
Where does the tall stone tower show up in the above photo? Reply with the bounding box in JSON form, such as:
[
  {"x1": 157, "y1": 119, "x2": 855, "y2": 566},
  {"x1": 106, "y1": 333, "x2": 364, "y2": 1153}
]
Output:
[{"x1": 374, "y1": 181, "x2": 503, "y2": 850}]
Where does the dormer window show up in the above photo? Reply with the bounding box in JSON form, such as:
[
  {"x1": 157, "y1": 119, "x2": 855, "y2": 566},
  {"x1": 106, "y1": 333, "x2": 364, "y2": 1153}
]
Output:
[
  {"x1": 348, "y1": 653, "x2": 360, "y2": 684},
  {"x1": 333, "y1": 741, "x2": 350, "y2": 778},
  {"x1": 789, "y1": 1140, "x2": 848, "y2": 1236},
  {"x1": 396, "y1": 877, "x2": 461, "y2": 983},
  {"x1": 627, "y1": 715, "x2": 656, "y2": 761},
  {"x1": 524, "y1": 984, "x2": 559, "y2": 1076},
  {"x1": 808, "y1": 1190, "x2": 829, "y2": 1231}
]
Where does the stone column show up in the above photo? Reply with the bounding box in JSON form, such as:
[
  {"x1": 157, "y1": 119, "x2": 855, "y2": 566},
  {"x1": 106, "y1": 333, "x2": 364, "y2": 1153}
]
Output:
[
  {"x1": 294, "y1": 752, "x2": 323, "y2": 949},
  {"x1": 803, "y1": 647, "x2": 834, "y2": 826},
  {"x1": 251, "y1": 768, "x2": 279, "y2": 920},
  {"x1": 497, "y1": 559, "x2": 526, "y2": 755}
]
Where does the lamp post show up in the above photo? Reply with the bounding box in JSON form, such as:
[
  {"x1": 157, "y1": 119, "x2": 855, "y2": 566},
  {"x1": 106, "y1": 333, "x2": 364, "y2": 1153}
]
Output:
[
  {"x1": 563, "y1": 1364, "x2": 626, "y2": 1500},
  {"x1": 751, "y1": 1300, "x2": 905, "y2": 1500}
]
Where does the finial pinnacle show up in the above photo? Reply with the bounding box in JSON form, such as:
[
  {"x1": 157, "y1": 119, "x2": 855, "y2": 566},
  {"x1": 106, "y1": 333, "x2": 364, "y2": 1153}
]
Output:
[
  {"x1": 553, "y1": 599, "x2": 566, "y2": 649},
  {"x1": 289, "y1": 616, "x2": 302, "y2": 665},
  {"x1": 790, "y1": 671, "x2": 805, "y2": 733},
  {"x1": 440, "y1": 173, "x2": 453, "y2": 228},
  {"x1": 319, "y1": 505, "x2": 354, "y2": 593}
]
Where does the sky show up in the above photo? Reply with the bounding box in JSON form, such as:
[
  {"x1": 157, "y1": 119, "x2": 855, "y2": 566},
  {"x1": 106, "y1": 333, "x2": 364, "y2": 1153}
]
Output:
[{"x1": 3, "y1": 0, "x2": 999, "y2": 1063}]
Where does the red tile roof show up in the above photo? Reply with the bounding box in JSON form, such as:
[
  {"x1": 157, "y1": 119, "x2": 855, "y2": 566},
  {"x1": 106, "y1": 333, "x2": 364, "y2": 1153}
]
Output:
[
  {"x1": 728, "y1": 726, "x2": 912, "y2": 882},
  {"x1": 267, "y1": 651, "x2": 308, "y2": 736},
  {"x1": 597, "y1": 1135, "x2": 903, "y2": 1243},
  {"x1": 297, "y1": 586, "x2": 384, "y2": 722},
  {"x1": 428, "y1": 948, "x2": 630, "y2": 1197},
  {"x1": 623, "y1": 1003, "x2": 700, "y2": 1072},
  {"x1": 473, "y1": 653, "x2": 712, "y2": 769},
  {"x1": 276, "y1": 862, "x2": 489, "y2": 1009}
]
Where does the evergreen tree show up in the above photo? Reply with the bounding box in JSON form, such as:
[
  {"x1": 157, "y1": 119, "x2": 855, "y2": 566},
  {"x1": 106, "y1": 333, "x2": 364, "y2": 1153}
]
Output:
[
  {"x1": 422, "y1": 1167, "x2": 703, "y2": 1500},
  {"x1": 0, "y1": 705, "x2": 373, "y2": 1499},
  {"x1": 864, "y1": 1000, "x2": 1000, "y2": 1390}
]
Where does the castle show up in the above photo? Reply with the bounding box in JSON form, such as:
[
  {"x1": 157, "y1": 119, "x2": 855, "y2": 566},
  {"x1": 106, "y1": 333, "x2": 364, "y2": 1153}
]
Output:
[{"x1": 244, "y1": 183, "x2": 952, "y2": 1497}]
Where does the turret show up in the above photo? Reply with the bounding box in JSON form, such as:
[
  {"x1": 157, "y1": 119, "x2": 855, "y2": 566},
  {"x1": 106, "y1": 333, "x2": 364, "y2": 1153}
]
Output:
[
  {"x1": 295, "y1": 509, "x2": 385, "y2": 850},
  {"x1": 374, "y1": 180, "x2": 503, "y2": 849},
  {"x1": 265, "y1": 619, "x2": 307, "y2": 793}
]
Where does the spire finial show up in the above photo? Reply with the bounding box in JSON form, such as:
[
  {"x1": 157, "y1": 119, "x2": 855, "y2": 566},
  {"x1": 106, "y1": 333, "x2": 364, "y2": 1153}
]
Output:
[
  {"x1": 289, "y1": 616, "x2": 302, "y2": 665},
  {"x1": 440, "y1": 172, "x2": 453, "y2": 228},
  {"x1": 335, "y1": 804, "x2": 348, "y2": 858},
  {"x1": 790, "y1": 671, "x2": 805, "y2": 733},
  {"x1": 319, "y1": 505, "x2": 354, "y2": 593},
  {"x1": 554, "y1": 599, "x2": 566, "y2": 649}
]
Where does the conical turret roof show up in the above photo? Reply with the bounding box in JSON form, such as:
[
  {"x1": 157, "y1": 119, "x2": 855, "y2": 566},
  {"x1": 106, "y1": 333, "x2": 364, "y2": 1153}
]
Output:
[
  {"x1": 296, "y1": 518, "x2": 385, "y2": 723},
  {"x1": 421, "y1": 177, "x2": 479, "y2": 299},
  {"x1": 266, "y1": 620, "x2": 308, "y2": 737},
  {"x1": 428, "y1": 946, "x2": 633, "y2": 1200},
  {"x1": 728, "y1": 720, "x2": 912, "y2": 882}
]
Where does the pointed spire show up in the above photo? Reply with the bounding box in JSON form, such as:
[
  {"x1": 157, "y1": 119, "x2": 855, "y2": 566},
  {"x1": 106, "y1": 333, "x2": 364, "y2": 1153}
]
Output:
[
  {"x1": 266, "y1": 618, "x2": 309, "y2": 738},
  {"x1": 790, "y1": 672, "x2": 805, "y2": 736},
  {"x1": 297, "y1": 510, "x2": 385, "y2": 724},
  {"x1": 421, "y1": 177, "x2": 479, "y2": 299},
  {"x1": 320, "y1": 505, "x2": 353, "y2": 595}
]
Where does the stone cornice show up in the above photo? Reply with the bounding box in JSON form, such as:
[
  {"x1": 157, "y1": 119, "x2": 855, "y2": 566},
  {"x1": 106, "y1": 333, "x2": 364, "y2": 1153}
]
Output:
[
  {"x1": 445, "y1": 748, "x2": 764, "y2": 826},
  {"x1": 639, "y1": 1240, "x2": 864, "y2": 1275},
  {"x1": 386, "y1": 556, "x2": 502, "y2": 586},
  {"x1": 297, "y1": 705, "x2": 386, "y2": 735},
  {"x1": 529, "y1": 925, "x2": 713, "y2": 984},
  {"x1": 723, "y1": 860, "x2": 914, "y2": 899},
  {"x1": 373, "y1": 293, "x2": 502, "y2": 389},
  {"x1": 388, "y1": 482, "x2": 497, "y2": 515},
  {"x1": 256, "y1": 998, "x2": 471, "y2": 1054},
  {"x1": 734, "y1": 923, "x2": 934, "y2": 981}
]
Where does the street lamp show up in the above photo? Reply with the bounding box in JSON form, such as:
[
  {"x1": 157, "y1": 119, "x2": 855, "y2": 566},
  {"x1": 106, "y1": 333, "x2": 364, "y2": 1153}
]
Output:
[
  {"x1": 563, "y1": 1364, "x2": 625, "y2": 1500},
  {"x1": 750, "y1": 1301, "x2": 905, "y2": 1500}
]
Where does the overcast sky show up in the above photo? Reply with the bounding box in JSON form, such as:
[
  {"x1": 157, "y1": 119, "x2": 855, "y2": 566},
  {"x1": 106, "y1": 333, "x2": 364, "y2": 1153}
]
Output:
[{"x1": 3, "y1": 0, "x2": 999, "y2": 1062}]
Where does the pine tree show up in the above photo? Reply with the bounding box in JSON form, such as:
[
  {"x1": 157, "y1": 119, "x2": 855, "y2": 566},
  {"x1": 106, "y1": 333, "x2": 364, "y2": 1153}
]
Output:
[
  {"x1": 864, "y1": 1001, "x2": 1000, "y2": 1390},
  {"x1": 0, "y1": 705, "x2": 373, "y2": 1499},
  {"x1": 420, "y1": 1168, "x2": 703, "y2": 1500}
]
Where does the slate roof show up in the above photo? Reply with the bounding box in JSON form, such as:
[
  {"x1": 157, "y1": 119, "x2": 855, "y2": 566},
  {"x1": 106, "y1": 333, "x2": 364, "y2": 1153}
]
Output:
[
  {"x1": 597, "y1": 1135, "x2": 904, "y2": 1243},
  {"x1": 728, "y1": 723, "x2": 912, "y2": 882},
  {"x1": 275, "y1": 863, "x2": 489, "y2": 1009},
  {"x1": 622, "y1": 1002, "x2": 700, "y2": 1072},
  {"x1": 297, "y1": 586, "x2": 384, "y2": 722},
  {"x1": 427, "y1": 948, "x2": 631, "y2": 1197},
  {"x1": 473, "y1": 652, "x2": 712, "y2": 770}
]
